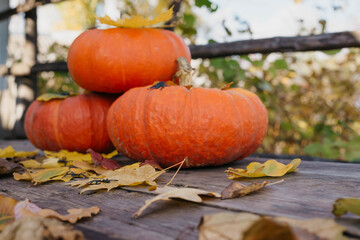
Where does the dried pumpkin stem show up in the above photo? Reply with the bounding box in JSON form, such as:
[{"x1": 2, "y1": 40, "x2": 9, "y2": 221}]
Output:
[
  {"x1": 165, "y1": 157, "x2": 187, "y2": 186},
  {"x1": 173, "y1": 57, "x2": 194, "y2": 87}
]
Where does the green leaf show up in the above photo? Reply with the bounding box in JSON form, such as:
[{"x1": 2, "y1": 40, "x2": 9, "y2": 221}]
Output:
[
  {"x1": 273, "y1": 59, "x2": 288, "y2": 69},
  {"x1": 322, "y1": 49, "x2": 341, "y2": 55},
  {"x1": 195, "y1": 0, "x2": 218, "y2": 12},
  {"x1": 333, "y1": 198, "x2": 360, "y2": 217},
  {"x1": 36, "y1": 93, "x2": 75, "y2": 102}
]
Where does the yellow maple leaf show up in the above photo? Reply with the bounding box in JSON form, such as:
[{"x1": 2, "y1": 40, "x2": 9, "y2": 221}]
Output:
[
  {"x1": 0, "y1": 146, "x2": 37, "y2": 158},
  {"x1": 226, "y1": 158, "x2": 301, "y2": 179},
  {"x1": 133, "y1": 186, "x2": 221, "y2": 218},
  {"x1": 97, "y1": 6, "x2": 173, "y2": 28},
  {"x1": 44, "y1": 150, "x2": 118, "y2": 163}
]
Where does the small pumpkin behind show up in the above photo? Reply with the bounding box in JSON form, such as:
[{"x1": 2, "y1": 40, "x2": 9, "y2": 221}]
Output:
[
  {"x1": 25, "y1": 93, "x2": 117, "y2": 153},
  {"x1": 107, "y1": 59, "x2": 268, "y2": 168}
]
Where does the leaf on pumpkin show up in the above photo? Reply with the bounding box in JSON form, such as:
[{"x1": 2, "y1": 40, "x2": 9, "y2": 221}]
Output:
[
  {"x1": 69, "y1": 163, "x2": 162, "y2": 193},
  {"x1": 333, "y1": 198, "x2": 360, "y2": 217},
  {"x1": 140, "y1": 160, "x2": 163, "y2": 170},
  {"x1": 0, "y1": 217, "x2": 84, "y2": 240},
  {"x1": 226, "y1": 158, "x2": 301, "y2": 179},
  {"x1": 221, "y1": 181, "x2": 268, "y2": 200},
  {"x1": 14, "y1": 167, "x2": 70, "y2": 185},
  {"x1": 97, "y1": 6, "x2": 173, "y2": 28},
  {"x1": 0, "y1": 159, "x2": 21, "y2": 176},
  {"x1": 198, "y1": 212, "x2": 348, "y2": 240},
  {"x1": 36, "y1": 93, "x2": 77, "y2": 102},
  {"x1": 0, "y1": 195, "x2": 18, "y2": 231},
  {"x1": 133, "y1": 186, "x2": 221, "y2": 218},
  {"x1": 87, "y1": 149, "x2": 121, "y2": 170},
  {"x1": 0, "y1": 145, "x2": 37, "y2": 159}
]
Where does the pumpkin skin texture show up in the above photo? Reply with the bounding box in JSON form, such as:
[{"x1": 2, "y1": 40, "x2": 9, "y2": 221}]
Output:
[
  {"x1": 107, "y1": 86, "x2": 268, "y2": 168},
  {"x1": 24, "y1": 93, "x2": 117, "y2": 153},
  {"x1": 67, "y1": 28, "x2": 191, "y2": 93}
]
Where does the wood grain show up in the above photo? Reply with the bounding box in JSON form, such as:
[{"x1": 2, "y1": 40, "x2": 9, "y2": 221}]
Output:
[{"x1": 1, "y1": 140, "x2": 359, "y2": 239}]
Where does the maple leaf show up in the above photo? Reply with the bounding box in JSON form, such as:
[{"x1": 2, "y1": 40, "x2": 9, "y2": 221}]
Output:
[
  {"x1": 332, "y1": 198, "x2": 360, "y2": 217},
  {"x1": 133, "y1": 186, "x2": 221, "y2": 218},
  {"x1": 221, "y1": 181, "x2": 268, "y2": 199},
  {"x1": 87, "y1": 149, "x2": 121, "y2": 170},
  {"x1": 140, "y1": 160, "x2": 163, "y2": 170},
  {"x1": 97, "y1": 6, "x2": 173, "y2": 28},
  {"x1": 226, "y1": 158, "x2": 301, "y2": 179},
  {"x1": 198, "y1": 212, "x2": 348, "y2": 240},
  {"x1": 0, "y1": 217, "x2": 84, "y2": 240},
  {"x1": 0, "y1": 145, "x2": 37, "y2": 158},
  {"x1": 69, "y1": 163, "x2": 162, "y2": 193}
]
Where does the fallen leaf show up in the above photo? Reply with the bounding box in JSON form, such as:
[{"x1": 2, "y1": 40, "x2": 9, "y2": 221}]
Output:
[
  {"x1": 333, "y1": 198, "x2": 360, "y2": 217},
  {"x1": 0, "y1": 145, "x2": 37, "y2": 158},
  {"x1": 14, "y1": 167, "x2": 69, "y2": 185},
  {"x1": 70, "y1": 163, "x2": 162, "y2": 193},
  {"x1": 87, "y1": 149, "x2": 121, "y2": 170},
  {"x1": 97, "y1": 6, "x2": 173, "y2": 28},
  {"x1": 19, "y1": 159, "x2": 41, "y2": 168},
  {"x1": 140, "y1": 160, "x2": 163, "y2": 170},
  {"x1": 133, "y1": 186, "x2": 221, "y2": 218},
  {"x1": 226, "y1": 158, "x2": 301, "y2": 178},
  {"x1": 44, "y1": 150, "x2": 117, "y2": 164},
  {"x1": 0, "y1": 217, "x2": 84, "y2": 240},
  {"x1": 38, "y1": 206, "x2": 100, "y2": 224},
  {"x1": 14, "y1": 199, "x2": 41, "y2": 220},
  {"x1": 198, "y1": 212, "x2": 348, "y2": 240},
  {"x1": 0, "y1": 159, "x2": 21, "y2": 176},
  {"x1": 0, "y1": 195, "x2": 18, "y2": 231},
  {"x1": 72, "y1": 160, "x2": 108, "y2": 175},
  {"x1": 221, "y1": 181, "x2": 268, "y2": 199},
  {"x1": 36, "y1": 93, "x2": 75, "y2": 101}
]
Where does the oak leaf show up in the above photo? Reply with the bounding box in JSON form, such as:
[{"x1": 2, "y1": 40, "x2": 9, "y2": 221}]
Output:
[
  {"x1": 97, "y1": 6, "x2": 173, "y2": 28},
  {"x1": 221, "y1": 181, "x2": 268, "y2": 199},
  {"x1": 0, "y1": 195, "x2": 17, "y2": 231},
  {"x1": 0, "y1": 217, "x2": 84, "y2": 240},
  {"x1": 226, "y1": 158, "x2": 301, "y2": 179},
  {"x1": 133, "y1": 187, "x2": 221, "y2": 218},
  {"x1": 333, "y1": 198, "x2": 360, "y2": 217}
]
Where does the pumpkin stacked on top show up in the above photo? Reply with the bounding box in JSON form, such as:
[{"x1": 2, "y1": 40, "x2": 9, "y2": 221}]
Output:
[
  {"x1": 24, "y1": 9, "x2": 191, "y2": 154},
  {"x1": 25, "y1": 9, "x2": 268, "y2": 167}
]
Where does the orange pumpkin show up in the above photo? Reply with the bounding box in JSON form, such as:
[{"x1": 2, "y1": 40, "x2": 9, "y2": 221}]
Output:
[
  {"x1": 24, "y1": 93, "x2": 117, "y2": 153},
  {"x1": 67, "y1": 28, "x2": 191, "y2": 93},
  {"x1": 107, "y1": 84, "x2": 268, "y2": 168}
]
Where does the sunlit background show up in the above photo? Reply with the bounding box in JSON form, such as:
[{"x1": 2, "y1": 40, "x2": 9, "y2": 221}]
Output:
[{"x1": 2, "y1": 0, "x2": 360, "y2": 161}]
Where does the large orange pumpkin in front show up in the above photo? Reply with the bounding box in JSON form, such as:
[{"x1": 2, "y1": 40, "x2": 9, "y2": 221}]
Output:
[
  {"x1": 67, "y1": 28, "x2": 191, "y2": 93},
  {"x1": 107, "y1": 85, "x2": 268, "y2": 168},
  {"x1": 25, "y1": 93, "x2": 117, "y2": 153}
]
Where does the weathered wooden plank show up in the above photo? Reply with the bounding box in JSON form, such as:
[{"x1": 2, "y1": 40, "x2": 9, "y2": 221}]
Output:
[{"x1": 1, "y1": 140, "x2": 359, "y2": 239}]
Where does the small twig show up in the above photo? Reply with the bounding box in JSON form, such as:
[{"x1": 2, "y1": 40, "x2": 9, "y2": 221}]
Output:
[
  {"x1": 145, "y1": 158, "x2": 187, "y2": 181},
  {"x1": 266, "y1": 179, "x2": 285, "y2": 186},
  {"x1": 166, "y1": 157, "x2": 186, "y2": 186}
]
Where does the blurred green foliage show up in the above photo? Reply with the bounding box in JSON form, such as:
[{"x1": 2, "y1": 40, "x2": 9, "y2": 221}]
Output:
[{"x1": 40, "y1": 0, "x2": 360, "y2": 162}]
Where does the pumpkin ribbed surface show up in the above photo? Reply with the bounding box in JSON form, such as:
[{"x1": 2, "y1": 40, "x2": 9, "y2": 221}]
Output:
[
  {"x1": 67, "y1": 28, "x2": 191, "y2": 93},
  {"x1": 107, "y1": 86, "x2": 268, "y2": 168},
  {"x1": 24, "y1": 93, "x2": 116, "y2": 153}
]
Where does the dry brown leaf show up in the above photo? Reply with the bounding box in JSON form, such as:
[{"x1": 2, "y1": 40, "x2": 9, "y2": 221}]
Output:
[
  {"x1": 221, "y1": 181, "x2": 268, "y2": 199},
  {"x1": 0, "y1": 217, "x2": 84, "y2": 240},
  {"x1": 198, "y1": 212, "x2": 349, "y2": 240},
  {"x1": 38, "y1": 206, "x2": 100, "y2": 224},
  {"x1": 133, "y1": 186, "x2": 221, "y2": 218},
  {"x1": 0, "y1": 159, "x2": 21, "y2": 176},
  {"x1": 14, "y1": 199, "x2": 41, "y2": 220},
  {"x1": 70, "y1": 163, "x2": 162, "y2": 193},
  {"x1": 0, "y1": 195, "x2": 18, "y2": 231}
]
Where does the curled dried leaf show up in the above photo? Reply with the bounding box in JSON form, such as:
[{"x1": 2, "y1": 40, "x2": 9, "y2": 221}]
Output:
[{"x1": 221, "y1": 181, "x2": 268, "y2": 200}]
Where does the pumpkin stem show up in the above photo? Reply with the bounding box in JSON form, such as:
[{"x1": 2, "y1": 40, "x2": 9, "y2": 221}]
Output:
[
  {"x1": 220, "y1": 81, "x2": 234, "y2": 90},
  {"x1": 173, "y1": 57, "x2": 194, "y2": 88}
]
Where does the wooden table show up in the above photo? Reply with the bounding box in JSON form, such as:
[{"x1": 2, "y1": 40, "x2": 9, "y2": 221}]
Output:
[{"x1": 1, "y1": 140, "x2": 360, "y2": 240}]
